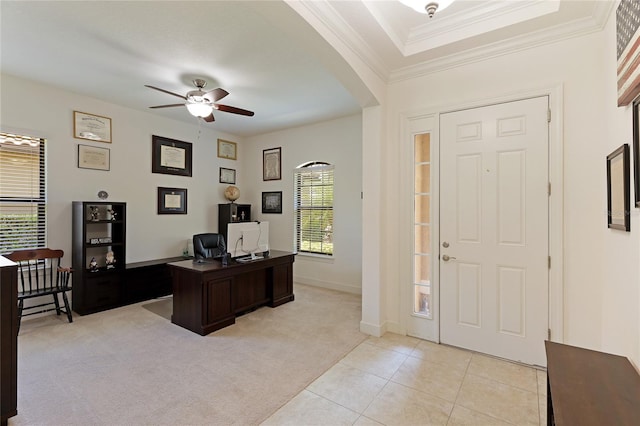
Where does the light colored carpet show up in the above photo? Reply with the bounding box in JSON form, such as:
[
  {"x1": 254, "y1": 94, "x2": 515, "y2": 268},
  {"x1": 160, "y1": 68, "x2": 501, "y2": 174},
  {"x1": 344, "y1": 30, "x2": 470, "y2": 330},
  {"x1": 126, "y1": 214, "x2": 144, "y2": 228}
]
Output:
[{"x1": 13, "y1": 283, "x2": 366, "y2": 425}]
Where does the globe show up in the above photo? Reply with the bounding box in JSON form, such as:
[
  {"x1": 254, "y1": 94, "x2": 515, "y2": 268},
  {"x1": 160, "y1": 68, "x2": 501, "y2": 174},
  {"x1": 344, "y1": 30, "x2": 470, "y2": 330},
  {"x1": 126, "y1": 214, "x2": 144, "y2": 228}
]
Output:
[{"x1": 224, "y1": 185, "x2": 240, "y2": 202}]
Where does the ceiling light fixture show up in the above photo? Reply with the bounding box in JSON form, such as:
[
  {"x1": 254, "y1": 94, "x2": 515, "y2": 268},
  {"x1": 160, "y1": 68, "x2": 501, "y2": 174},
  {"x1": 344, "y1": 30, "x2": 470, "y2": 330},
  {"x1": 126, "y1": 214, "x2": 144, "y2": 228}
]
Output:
[
  {"x1": 186, "y1": 102, "x2": 213, "y2": 118},
  {"x1": 398, "y1": 0, "x2": 455, "y2": 18}
]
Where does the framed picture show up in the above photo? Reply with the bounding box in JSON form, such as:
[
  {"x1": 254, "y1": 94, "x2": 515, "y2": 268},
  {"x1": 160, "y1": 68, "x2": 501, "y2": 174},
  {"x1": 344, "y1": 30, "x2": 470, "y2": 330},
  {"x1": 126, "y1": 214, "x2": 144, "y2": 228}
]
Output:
[
  {"x1": 152, "y1": 135, "x2": 192, "y2": 177},
  {"x1": 633, "y1": 98, "x2": 640, "y2": 207},
  {"x1": 607, "y1": 144, "x2": 630, "y2": 231},
  {"x1": 157, "y1": 187, "x2": 187, "y2": 214},
  {"x1": 262, "y1": 191, "x2": 282, "y2": 214},
  {"x1": 263, "y1": 147, "x2": 281, "y2": 181},
  {"x1": 74, "y1": 111, "x2": 112, "y2": 143},
  {"x1": 78, "y1": 144, "x2": 110, "y2": 171},
  {"x1": 217, "y1": 139, "x2": 237, "y2": 160},
  {"x1": 616, "y1": 0, "x2": 640, "y2": 106},
  {"x1": 219, "y1": 167, "x2": 236, "y2": 184}
]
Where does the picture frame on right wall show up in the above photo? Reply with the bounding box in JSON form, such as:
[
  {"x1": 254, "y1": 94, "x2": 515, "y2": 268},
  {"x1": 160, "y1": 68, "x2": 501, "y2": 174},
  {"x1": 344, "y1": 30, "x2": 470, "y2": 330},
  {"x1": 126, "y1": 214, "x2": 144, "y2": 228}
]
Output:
[
  {"x1": 262, "y1": 191, "x2": 282, "y2": 214},
  {"x1": 607, "y1": 144, "x2": 630, "y2": 231},
  {"x1": 263, "y1": 147, "x2": 281, "y2": 181},
  {"x1": 633, "y1": 98, "x2": 640, "y2": 207}
]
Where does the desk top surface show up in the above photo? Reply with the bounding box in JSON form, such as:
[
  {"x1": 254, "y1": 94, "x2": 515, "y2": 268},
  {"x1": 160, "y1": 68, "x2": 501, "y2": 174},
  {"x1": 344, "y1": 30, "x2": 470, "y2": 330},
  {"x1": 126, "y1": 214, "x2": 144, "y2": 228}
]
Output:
[
  {"x1": 168, "y1": 250, "x2": 295, "y2": 272},
  {"x1": 545, "y1": 341, "x2": 640, "y2": 426}
]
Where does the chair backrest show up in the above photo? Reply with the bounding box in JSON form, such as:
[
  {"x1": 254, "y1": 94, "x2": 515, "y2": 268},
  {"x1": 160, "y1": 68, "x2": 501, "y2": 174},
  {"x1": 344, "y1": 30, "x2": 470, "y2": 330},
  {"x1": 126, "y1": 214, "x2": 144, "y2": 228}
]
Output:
[
  {"x1": 4, "y1": 248, "x2": 70, "y2": 295},
  {"x1": 193, "y1": 233, "x2": 226, "y2": 260}
]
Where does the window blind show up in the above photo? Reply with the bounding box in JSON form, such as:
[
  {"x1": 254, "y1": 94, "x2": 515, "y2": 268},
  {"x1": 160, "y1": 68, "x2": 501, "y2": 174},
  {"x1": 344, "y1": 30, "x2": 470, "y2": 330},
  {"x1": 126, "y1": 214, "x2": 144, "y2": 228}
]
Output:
[
  {"x1": 294, "y1": 163, "x2": 334, "y2": 256},
  {"x1": 0, "y1": 132, "x2": 46, "y2": 254}
]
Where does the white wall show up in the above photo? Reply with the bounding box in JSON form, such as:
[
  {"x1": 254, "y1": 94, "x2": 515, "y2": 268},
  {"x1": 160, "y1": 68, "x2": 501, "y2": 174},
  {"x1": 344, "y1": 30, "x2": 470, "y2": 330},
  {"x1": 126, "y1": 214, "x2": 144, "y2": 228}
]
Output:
[
  {"x1": 599, "y1": 12, "x2": 640, "y2": 364},
  {"x1": 1, "y1": 73, "x2": 362, "y2": 304},
  {"x1": 1, "y1": 73, "x2": 244, "y2": 263},
  {"x1": 378, "y1": 16, "x2": 640, "y2": 365},
  {"x1": 243, "y1": 114, "x2": 363, "y2": 294}
]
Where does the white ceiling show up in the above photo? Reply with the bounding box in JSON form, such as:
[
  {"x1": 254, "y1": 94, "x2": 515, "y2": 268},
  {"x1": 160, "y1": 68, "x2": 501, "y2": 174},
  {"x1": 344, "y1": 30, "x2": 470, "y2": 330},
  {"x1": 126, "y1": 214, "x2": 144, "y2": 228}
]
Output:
[{"x1": 0, "y1": 1, "x2": 613, "y2": 137}]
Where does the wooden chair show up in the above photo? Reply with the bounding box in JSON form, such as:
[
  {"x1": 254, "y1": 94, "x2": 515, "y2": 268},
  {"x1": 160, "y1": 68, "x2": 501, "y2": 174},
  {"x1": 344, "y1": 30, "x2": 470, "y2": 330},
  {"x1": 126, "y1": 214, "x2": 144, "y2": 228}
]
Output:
[{"x1": 4, "y1": 248, "x2": 73, "y2": 331}]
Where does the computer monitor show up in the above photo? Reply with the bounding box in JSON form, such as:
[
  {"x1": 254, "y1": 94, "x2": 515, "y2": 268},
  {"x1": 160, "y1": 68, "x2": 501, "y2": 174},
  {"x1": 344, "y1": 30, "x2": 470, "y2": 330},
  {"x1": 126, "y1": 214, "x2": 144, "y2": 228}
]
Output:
[{"x1": 226, "y1": 221, "x2": 269, "y2": 260}]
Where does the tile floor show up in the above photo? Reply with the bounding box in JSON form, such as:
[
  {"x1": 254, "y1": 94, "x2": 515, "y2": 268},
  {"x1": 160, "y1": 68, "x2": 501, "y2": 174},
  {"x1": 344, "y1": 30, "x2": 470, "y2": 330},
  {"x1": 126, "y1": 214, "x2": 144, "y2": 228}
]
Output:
[{"x1": 262, "y1": 333, "x2": 546, "y2": 426}]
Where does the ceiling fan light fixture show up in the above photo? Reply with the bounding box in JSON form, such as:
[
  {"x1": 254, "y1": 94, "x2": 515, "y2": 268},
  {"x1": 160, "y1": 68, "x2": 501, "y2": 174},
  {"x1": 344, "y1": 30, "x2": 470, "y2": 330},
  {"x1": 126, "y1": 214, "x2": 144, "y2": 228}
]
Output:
[
  {"x1": 186, "y1": 102, "x2": 213, "y2": 118},
  {"x1": 398, "y1": 0, "x2": 455, "y2": 17}
]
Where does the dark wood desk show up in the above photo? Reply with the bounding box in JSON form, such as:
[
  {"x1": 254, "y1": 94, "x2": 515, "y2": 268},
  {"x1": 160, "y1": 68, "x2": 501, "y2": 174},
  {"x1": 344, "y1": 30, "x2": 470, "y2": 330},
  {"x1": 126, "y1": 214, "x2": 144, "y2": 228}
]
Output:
[
  {"x1": 168, "y1": 251, "x2": 295, "y2": 336},
  {"x1": 545, "y1": 341, "x2": 640, "y2": 426}
]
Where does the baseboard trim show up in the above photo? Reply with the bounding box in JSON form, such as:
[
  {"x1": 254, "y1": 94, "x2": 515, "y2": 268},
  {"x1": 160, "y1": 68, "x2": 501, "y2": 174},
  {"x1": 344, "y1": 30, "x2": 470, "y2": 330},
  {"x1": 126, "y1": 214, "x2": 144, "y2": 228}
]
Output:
[
  {"x1": 293, "y1": 275, "x2": 361, "y2": 295},
  {"x1": 360, "y1": 320, "x2": 386, "y2": 337}
]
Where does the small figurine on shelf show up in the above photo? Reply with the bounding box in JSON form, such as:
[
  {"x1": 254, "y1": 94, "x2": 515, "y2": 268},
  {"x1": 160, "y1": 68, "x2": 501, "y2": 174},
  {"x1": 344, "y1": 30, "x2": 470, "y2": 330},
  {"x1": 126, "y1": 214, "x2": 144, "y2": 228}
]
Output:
[
  {"x1": 107, "y1": 208, "x2": 117, "y2": 221},
  {"x1": 105, "y1": 251, "x2": 116, "y2": 269},
  {"x1": 90, "y1": 206, "x2": 100, "y2": 221},
  {"x1": 240, "y1": 211, "x2": 246, "y2": 221},
  {"x1": 89, "y1": 257, "x2": 99, "y2": 272}
]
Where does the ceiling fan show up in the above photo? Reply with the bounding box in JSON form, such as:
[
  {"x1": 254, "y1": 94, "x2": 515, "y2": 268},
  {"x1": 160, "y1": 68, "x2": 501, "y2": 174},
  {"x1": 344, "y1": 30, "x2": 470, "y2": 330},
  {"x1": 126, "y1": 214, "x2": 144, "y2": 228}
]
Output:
[{"x1": 145, "y1": 79, "x2": 254, "y2": 122}]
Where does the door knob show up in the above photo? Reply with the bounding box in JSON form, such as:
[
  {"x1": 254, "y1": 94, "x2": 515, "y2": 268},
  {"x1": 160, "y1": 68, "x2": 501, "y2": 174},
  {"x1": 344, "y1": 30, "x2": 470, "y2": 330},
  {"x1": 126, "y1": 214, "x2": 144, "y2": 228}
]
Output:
[
  {"x1": 442, "y1": 254, "x2": 456, "y2": 262},
  {"x1": 442, "y1": 242, "x2": 449, "y2": 248}
]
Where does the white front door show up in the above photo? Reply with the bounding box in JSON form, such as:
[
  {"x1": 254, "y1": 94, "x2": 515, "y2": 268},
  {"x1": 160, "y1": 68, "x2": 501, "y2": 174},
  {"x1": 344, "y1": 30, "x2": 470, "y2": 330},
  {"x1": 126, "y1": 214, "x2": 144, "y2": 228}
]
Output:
[{"x1": 439, "y1": 97, "x2": 549, "y2": 366}]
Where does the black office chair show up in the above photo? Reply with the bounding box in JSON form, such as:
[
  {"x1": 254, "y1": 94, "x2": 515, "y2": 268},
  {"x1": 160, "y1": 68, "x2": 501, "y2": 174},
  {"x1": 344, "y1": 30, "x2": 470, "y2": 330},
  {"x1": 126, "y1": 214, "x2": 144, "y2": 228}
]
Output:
[{"x1": 193, "y1": 233, "x2": 226, "y2": 260}]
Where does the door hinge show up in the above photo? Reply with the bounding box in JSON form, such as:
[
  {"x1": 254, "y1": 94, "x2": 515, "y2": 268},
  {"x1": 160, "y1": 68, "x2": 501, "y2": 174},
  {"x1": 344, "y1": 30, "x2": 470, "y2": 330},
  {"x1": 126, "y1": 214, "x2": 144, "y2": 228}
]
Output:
[
  {"x1": 548, "y1": 256, "x2": 551, "y2": 269},
  {"x1": 547, "y1": 108, "x2": 551, "y2": 123},
  {"x1": 548, "y1": 328, "x2": 551, "y2": 340},
  {"x1": 548, "y1": 182, "x2": 551, "y2": 196}
]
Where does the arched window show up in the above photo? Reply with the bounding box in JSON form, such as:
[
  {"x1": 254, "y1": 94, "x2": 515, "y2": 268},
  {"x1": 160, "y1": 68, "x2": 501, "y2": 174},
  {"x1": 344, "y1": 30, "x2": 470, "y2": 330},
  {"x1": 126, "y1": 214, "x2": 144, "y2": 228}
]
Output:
[{"x1": 294, "y1": 162, "x2": 334, "y2": 256}]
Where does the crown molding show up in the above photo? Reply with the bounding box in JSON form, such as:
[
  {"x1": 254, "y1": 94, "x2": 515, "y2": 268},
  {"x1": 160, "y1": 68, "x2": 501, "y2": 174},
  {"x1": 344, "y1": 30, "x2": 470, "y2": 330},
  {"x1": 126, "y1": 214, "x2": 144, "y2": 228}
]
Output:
[
  {"x1": 389, "y1": 5, "x2": 613, "y2": 83},
  {"x1": 404, "y1": 0, "x2": 560, "y2": 56},
  {"x1": 290, "y1": 1, "x2": 615, "y2": 87},
  {"x1": 292, "y1": 0, "x2": 391, "y2": 82}
]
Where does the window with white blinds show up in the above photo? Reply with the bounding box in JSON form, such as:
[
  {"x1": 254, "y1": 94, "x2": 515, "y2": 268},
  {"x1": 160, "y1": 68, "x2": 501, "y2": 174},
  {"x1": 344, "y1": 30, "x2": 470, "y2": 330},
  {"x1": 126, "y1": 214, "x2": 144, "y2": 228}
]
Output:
[
  {"x1": 294, "y1": 162, "x2": 334, "y2": 256},
  {"x1": 0, "y1": 132, "x2": 46, "y2": 254}
]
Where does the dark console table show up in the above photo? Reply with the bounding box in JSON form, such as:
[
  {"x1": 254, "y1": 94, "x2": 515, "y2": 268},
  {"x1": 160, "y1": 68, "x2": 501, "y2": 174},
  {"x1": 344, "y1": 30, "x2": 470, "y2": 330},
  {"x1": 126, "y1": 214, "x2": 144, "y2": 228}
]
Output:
[
  {"x1": 1, "y1": 257, "x2": 18, "y2": 426},
  {"x1": 545, "y1": 341, "x2": 640, "y2": 426},
  {"x1": 169, "y1": 251, "x2": 295, "y2": 335}
]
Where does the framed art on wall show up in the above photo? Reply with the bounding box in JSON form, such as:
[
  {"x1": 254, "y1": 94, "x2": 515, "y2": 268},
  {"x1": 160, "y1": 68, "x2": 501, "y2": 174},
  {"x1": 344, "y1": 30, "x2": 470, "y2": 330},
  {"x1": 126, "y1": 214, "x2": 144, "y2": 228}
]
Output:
[
  {"x1": 263, "y1": 147, "x2": 281, "y2": 181},
  {"x1": 78, "y1": 144, "x2": 110, "y2": 171},
  {"x1": 219, "y1": 167, "x2": 236, "y2": 184},
  {"x1": 157, "y1": 187, "x2": 187, "y2": 214},
  {"x1": 217, "y1": 139, "x2": 237, "y2": 160},
  {"x1": 74, "y1": 111, "x2": 112, "y2": 143},
  {"x1": 152, "y1": 135, "x2": 192, "y2": 177},
  {"x1": 607, "y1": 144, "x2": 630, "y2": 231},
  {"x1": 262, "y1": 191, "x2": 282, "y2": 214},
  {"x1": 633, "y1": 98, "x2": 640, "y2": 207}
]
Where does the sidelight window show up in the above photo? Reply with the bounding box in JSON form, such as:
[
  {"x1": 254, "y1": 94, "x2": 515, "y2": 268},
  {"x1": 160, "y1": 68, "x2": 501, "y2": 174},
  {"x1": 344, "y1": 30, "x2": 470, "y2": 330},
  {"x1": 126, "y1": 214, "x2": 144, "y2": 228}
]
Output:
[{"x1": 413, "y1": 134, "x2": 431, "y2": 318}]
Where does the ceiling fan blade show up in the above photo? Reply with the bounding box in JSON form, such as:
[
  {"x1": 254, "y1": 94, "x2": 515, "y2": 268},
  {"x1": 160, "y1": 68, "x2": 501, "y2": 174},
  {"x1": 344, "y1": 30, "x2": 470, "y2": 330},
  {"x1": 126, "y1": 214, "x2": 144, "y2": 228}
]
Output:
[
  {"x1": 149, "y1": 103, "x2": 184, "y2": 109},
  {"x1": 215, "y1": 104, "x2": 255, "y2": 116},
  {"x1": 145, "y1": 85, "x2": 187, "y2": 100},
  {"x1": 203, "y1": 113, "x2": 215, "y2": 123},
  {"x1": 206, "y1": 88, "x2": 229, "y2": 102}
]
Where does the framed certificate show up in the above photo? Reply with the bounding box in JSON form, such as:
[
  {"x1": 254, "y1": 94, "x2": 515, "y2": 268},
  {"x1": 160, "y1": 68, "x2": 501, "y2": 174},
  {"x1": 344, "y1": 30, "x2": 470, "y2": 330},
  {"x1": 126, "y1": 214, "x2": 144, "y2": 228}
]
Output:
[
  {"x1": 217, "y1": 139, "x2": 237, "y2": 160},
  {"x1": 152, "y1": 135, "x2": 192, "y2": 177},
  {"x1": 78, "y1": 144, "x2": 110, "y2": 171},
  {"x1": 74, "y1": 111, "x2": 112, "y2": 143},
  {"x1": 219, "y1": 167, "x2": 236, "y2": 184},
  {"x1": 157, "y1": 187, "x2": 187, "y2": 214}
]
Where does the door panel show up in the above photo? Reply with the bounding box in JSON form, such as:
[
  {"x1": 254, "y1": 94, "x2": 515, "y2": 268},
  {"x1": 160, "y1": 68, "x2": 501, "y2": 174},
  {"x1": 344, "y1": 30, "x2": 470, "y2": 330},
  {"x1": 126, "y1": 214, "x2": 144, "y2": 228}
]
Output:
[
  {"x1": 457, "y1": 262, "x2": 481, "y2": 327},
  {"x1": 440, "y1": 96, "x2": 549, "y2": 366}
]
